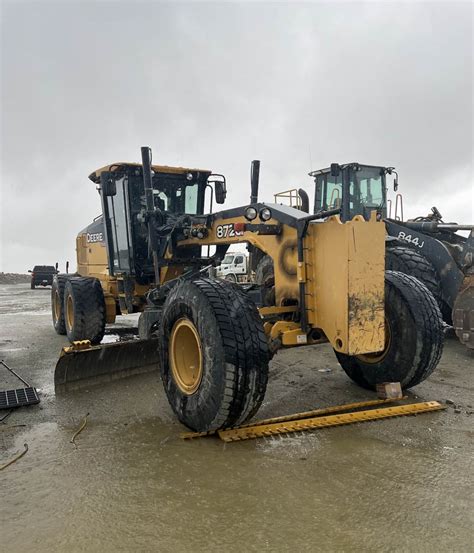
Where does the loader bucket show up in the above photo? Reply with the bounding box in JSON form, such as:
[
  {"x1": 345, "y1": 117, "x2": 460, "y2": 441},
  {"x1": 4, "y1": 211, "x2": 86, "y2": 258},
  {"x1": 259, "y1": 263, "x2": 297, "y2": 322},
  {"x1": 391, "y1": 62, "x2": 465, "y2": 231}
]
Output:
[{"x1": 54, "y1": 338, "x2": 160, "y2": 392}]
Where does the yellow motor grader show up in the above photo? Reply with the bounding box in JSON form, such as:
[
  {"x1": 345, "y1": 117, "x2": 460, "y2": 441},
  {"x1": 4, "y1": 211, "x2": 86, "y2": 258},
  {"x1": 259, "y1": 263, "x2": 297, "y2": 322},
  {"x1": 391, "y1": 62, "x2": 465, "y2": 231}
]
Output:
[{"x1": 53, "y1": 147, "x2": 444, "y2": 432}]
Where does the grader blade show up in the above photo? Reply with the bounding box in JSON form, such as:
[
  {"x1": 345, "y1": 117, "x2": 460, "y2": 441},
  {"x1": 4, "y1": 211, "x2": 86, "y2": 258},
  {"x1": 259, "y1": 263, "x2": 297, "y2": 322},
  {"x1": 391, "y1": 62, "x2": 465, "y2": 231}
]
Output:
[{"x1": 54, "y1": 338, "x2": 160, "y2": 392}]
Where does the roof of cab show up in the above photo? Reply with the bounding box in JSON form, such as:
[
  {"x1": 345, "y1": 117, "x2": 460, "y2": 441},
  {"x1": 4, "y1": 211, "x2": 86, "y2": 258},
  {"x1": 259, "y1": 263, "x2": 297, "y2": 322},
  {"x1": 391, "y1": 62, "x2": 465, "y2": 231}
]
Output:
[{"x1": 88, "y1": 162, "x2": 212, "y2": 183}]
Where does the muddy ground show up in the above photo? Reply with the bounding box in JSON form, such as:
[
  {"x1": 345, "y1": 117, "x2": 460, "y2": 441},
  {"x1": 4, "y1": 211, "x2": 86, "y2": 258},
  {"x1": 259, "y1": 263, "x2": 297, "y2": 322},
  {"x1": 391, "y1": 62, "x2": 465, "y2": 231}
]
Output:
[{"x1": 1, "y1": 283, "x2": 473, "y2": 552}]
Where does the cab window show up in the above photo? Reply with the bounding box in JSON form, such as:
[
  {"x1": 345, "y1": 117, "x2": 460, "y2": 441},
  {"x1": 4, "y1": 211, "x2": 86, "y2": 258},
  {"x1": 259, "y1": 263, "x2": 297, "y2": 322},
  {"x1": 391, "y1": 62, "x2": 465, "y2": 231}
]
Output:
[{"x1": 356, "y1": 167, "x2": 384, "y2": 208}]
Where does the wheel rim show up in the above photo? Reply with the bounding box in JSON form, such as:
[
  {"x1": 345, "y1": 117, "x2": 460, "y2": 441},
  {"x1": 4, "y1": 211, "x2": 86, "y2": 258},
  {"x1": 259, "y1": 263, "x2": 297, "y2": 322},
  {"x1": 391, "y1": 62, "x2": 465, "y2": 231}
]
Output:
[
  {"x1": 356, "y1": 317, "x2": 392, "y2": 364},
  {"x1": 53, "y1": 290, "x2": 61, "y2": 322},
  {"x1": 170, "y1": 318, "x2": 203, "y2": 395},
  {"x1": 66, "y1": 294, "x2": 74, "y2": 332}
]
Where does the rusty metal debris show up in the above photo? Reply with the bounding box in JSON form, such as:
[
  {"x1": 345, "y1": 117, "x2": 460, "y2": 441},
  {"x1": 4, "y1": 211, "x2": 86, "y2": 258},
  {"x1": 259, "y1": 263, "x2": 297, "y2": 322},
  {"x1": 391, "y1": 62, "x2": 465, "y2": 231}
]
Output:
[
  {"x1": 181, "y1": 399, "x2": 446, "y2": 443},
  {"x1": 70, "y1": 412, "x2": 90, "y2": 448},
  {"x1": 0, "y1": 443, "x2": 28, "y2": 471}
]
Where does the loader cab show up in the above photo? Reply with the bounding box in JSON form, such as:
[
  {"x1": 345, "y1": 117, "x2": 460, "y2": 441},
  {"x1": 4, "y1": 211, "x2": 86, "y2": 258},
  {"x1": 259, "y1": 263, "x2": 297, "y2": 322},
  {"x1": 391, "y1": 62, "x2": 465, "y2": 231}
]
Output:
[
  {"x1": 89, "y1": 163, "x2": 223, "y2": 283},
  {"x1": 310, "y1": 163, "x2": 391, "y2": 222}
]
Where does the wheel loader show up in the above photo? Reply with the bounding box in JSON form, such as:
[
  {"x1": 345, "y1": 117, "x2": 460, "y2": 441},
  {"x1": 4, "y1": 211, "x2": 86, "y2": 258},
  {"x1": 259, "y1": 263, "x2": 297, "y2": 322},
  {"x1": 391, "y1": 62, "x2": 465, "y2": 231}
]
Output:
[
  {"x1": 271, "y1": 163, "x2": 474, "y2": 348},
  {"x1": 53, "y1": 147, "x2": 444, "y2": 432}
]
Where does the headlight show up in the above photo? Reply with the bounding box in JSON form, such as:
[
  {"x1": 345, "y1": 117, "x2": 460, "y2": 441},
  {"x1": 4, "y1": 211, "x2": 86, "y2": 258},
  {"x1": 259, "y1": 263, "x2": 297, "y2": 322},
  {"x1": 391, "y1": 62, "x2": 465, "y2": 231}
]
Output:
[
  {"x1": 259, "y1": 207, "x2": 272, "y2": 221},
  {"x1": 186, "y1": 172, "x2": 193, "y2": 181},
  {"x1": 245, "y1": 206, "x2": 258, "y2": 221}
]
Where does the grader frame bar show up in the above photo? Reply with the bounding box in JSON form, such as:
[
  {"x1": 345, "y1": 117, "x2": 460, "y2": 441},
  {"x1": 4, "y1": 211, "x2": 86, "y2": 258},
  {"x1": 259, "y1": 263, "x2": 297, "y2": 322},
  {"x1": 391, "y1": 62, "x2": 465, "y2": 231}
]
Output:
[{"x1": 174, "y1": 207, "x2": 386, "y2": 355}]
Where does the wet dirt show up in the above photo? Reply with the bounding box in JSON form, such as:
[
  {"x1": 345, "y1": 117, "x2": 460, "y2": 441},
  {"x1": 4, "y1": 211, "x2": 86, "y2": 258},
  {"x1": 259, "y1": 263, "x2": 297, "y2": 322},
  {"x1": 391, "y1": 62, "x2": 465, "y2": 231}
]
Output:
[{"x1": 1, "y1": 284, "x2": 473, "y2": 552}]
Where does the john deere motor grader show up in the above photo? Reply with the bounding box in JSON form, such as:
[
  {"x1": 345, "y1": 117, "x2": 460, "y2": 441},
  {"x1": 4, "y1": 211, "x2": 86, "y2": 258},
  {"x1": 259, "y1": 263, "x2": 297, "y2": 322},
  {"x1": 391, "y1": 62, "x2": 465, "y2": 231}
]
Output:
[{"x1": 54, "y1": 147, "x2": 444, "y2": 433}]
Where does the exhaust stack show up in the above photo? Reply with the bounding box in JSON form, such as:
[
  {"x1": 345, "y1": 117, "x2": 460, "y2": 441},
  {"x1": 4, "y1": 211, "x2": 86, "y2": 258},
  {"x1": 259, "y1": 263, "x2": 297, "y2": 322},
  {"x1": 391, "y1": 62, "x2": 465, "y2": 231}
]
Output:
[
  {"x1": 141, "y1": 146, "x2": 154, "y2": 212},
  {"x1": 250, "y1": 160, "x2": 260, "y2": 204},
  {"x1": 298, "y1": 188, "x2": 310, "y2": 213},
  {"x1": 140, "y1": 146, "x2": 160, "y2": 285}
]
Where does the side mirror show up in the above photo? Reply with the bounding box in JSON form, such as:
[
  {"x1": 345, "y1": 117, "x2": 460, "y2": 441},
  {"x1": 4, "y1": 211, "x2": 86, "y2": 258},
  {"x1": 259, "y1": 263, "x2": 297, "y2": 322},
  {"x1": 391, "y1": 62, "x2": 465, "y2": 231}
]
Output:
[
  {"x1": 386, "y1": 167, "x2": 398, "y2": 191},
  {"x1": 330, "y1": 163, "x2": 340, "y2": 177},
  {"x1": 66, "y1": 261, "x2": 69, "y2": 274},
  {"x1": 55, "y1": 262, "x2": 58, "y2": 271},
  {"x1": 101, "y1": 173, "x2": 117, "y2": 197},
  {"x1": 28, "y1": 270, "x2": 32, "y2": 273},
  {"x1": 215, "y1": 181, "x2": 226, "y2": 204},
  {"x1": 208, "y1": 174, "x2": 227, "y2": 204}
]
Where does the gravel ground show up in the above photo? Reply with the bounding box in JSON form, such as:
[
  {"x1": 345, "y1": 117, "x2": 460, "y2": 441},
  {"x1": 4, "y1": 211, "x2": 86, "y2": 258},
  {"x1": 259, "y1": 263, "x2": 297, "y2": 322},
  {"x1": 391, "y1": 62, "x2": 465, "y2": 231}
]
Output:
[{"x1": 1, "y1": 283, "x2": 473, "y2": 552}]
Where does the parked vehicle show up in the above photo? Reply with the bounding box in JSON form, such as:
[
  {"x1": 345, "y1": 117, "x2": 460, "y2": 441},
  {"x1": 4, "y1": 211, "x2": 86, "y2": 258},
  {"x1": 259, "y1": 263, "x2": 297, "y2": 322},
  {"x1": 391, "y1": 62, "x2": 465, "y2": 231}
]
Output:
[
  {"x1": 29, "y1": 264, "x2": 58, "y2": 289},
  {"x1": 216, "y1": 252, "x2": 249, "y2": 282}
]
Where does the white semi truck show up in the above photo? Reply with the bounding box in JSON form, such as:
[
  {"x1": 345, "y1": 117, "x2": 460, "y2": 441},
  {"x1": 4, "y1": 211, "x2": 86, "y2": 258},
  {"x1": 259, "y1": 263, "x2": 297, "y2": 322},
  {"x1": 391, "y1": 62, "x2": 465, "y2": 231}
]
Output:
[{"x1": 215, "y1": 251, "x2": 249, "y2": 282}]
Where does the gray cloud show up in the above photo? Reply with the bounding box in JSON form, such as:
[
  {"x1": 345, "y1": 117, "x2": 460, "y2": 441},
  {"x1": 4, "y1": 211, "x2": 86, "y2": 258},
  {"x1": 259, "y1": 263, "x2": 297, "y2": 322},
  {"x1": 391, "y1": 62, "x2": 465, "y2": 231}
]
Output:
[{"x1": 1, "y1": 1, "x2": 472, "y2": 272}]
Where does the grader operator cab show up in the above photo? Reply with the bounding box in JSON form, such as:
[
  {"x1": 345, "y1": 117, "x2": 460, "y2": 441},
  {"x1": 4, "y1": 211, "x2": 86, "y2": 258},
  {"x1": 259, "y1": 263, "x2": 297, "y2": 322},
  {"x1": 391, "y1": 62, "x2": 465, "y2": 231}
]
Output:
[
  {"x1": 53, "y1": 147, "x2": 444, "y2": 433},
  {"x1": 52, "y1": 155, "x2": 227, "y2": 340}
]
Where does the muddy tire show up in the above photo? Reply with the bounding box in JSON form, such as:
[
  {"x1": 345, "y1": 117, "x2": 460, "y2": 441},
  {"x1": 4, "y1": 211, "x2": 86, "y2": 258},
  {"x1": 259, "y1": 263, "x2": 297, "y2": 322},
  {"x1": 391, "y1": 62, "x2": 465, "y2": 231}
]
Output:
[
  {"x1": 51, "y1": 275, "x2": 69, "y2": 335},
  {"x1": 30, "y1": 281, "x2": 35, "y2": 289},
  {"x1": 335, "y1": 271, "x2": 444, "y2": 390},
  {"x1": 64, "y1": 277, "x2": 106, "y2": 345},
  {"x1": 225, "y1": 273, "x2": 237, "y2": 282},
  {"x1": 160, "y1": 278, "x2": 269, "y2": 432},
  {"x1": 386, "y1": 243, "x2": 444, "y2": 306},
  {"x1": 255, "y1": 255, "x2": 275, "y2": 306}
]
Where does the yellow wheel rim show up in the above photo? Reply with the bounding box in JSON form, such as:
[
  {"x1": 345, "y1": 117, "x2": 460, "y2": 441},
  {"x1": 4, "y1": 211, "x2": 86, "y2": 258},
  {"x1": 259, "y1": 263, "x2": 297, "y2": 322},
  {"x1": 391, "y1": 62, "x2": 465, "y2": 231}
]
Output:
[
  {"x1": 356, "y1": 318, "x2": 392, "y2": 364},
  {"x1": 170, "y1": 318, "x2": 203, "y2": 395},
  {"x1": 53, "y1": 290, "x2": 61, "y2": 322},
  {"x1": 66, "y1": 294, "x2": 74, "y2": 332}
]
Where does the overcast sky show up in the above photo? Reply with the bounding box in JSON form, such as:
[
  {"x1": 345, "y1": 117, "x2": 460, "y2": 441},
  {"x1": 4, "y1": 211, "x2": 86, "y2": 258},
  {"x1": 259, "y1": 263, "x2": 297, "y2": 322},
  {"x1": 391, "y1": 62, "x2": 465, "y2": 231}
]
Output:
[{"x1": 1, "y1": 0, "x2": 472, "y2": 272}]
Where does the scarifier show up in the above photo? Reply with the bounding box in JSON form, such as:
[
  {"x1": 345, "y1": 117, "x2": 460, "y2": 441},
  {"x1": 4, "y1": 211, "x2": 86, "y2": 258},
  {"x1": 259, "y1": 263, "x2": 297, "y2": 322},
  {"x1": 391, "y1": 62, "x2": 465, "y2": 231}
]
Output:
[{"x1": 53, "y1": 147, "x2": 444, "y2": 432}]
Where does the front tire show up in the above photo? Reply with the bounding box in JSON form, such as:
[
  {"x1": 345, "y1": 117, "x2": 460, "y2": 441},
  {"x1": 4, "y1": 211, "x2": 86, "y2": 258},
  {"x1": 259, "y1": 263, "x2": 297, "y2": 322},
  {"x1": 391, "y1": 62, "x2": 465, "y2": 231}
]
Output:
[
  {"x1": 64, "y1": 277, "x2": 106, "y2": 344},
  {"x1": 160, "y1": 278, "x2": 269, "y2": 432},
  {"x1": 336, "y1": 271, "x2": 444, "y2": 390}
]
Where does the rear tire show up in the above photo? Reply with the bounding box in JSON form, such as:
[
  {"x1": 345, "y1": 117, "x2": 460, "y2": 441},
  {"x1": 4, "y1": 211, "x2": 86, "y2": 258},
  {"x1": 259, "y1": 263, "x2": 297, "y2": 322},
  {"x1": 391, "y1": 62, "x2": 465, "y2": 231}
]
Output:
[
  {"x1": 64, "y1": 277, "x2": 106, "y2": 345},
  {"x1": 160, "y1": 278, "x2": 269, "y2": 432},
  {"x1": 51, "y1": 275, "x2": 68, "y2": 335},
  {"x1": 255, "y1": 255, "x2": 275, "y2": 306},
  {"x1": 335, "y1": 271, "x2": 444, "y2": 390}
]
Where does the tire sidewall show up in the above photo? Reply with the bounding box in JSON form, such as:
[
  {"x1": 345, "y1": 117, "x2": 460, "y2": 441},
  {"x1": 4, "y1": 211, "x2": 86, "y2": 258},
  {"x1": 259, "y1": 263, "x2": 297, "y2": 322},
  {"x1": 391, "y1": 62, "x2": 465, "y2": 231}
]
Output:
[
  {"x1": 336, "y1": 272, "x2": 428, "y2": 388},
  {"x1": 63, "y1": 277, "x2": 105, "y2": 344},
  {"x1": 160, "y1": 282, "x2": 229, "y2": 430},
  {"x1": 348, "y1": 283, "x2": 419, "y2": 387},
  {"x1": 64, "y1": 279, "x2": 78, "y2": 342},
  {"x1": 51, "y1": 275, "x2": 67, "y2": 334}
]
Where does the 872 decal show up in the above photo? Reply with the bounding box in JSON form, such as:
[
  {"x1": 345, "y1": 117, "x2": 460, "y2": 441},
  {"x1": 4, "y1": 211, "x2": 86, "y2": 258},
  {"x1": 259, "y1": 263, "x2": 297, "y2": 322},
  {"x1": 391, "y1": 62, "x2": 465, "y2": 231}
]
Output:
[
  {"x1": 397, "y1": 231, "x2": 424, "y2": 249},
  {"x1": 216, "y1": 224, "x2": 244, "y2": 239}
]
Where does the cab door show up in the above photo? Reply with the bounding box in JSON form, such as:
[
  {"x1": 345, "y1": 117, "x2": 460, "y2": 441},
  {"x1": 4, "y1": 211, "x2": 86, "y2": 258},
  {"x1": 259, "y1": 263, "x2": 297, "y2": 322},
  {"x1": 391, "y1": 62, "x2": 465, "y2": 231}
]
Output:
[{"x1": 101, "y1": 174, "x2": 134, "y2": 276}]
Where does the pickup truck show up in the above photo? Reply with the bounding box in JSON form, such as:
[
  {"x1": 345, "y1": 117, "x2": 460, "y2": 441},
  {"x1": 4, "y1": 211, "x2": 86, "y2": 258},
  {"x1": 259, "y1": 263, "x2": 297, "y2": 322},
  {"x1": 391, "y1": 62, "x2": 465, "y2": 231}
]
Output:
[{"x1": 28, "y1": 265, "x2": 58, "y2": 289}]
